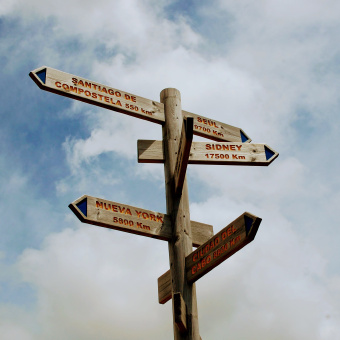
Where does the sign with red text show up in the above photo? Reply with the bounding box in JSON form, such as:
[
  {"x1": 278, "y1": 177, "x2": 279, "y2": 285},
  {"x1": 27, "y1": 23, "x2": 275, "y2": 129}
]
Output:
[
  {"x1": 138, "y1": 140, "x2": 278, "y2": 166},
  {"x1": 69, "y1": 195, "x2": 213, "y2": 247},
  {"x1": 29, "y1": 66, "x2": 165, "y2": 124},
  {"x1": 30, "y1": 66, "x2": 251, "y2": 142},
  {"x1": 186, "y1": 212, "x2": 261, "y2": 283},
  {"x1": 184, "y1": 110, "x2": 251, "y2": 143}
]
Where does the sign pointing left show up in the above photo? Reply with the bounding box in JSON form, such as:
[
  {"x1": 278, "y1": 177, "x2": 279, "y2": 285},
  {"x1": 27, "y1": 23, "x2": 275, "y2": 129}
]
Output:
[
  {"x1": 29, "y1": 66, "x2": 165, "y2": 124},
  {"x1": 69, "y1": 195, "x2": 214, "y2": 247}
]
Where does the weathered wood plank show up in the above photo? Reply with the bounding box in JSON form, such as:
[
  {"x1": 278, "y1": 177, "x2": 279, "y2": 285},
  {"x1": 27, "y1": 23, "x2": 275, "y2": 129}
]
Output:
[
  {"x1": 138, "y1": 140, "x2": 278, "y2": 166},
  {"x1": 158, "y1": 270, "x2": 172, "y2": 304},
  {"x1": 69, "y1": 195, "x2": 213, "y2": 247},
  {"x1": 174, "y1": 292, "x2": 187, "y2": 333},
  {"x1": 30, "y1": 66, "x2": 164, "y2": 124},
  {"x1": 184, "y1": 110, "x2": 251, "y2": 143},
  {"x1": 30, "y1": 66, "x2": 251, "y2": 143},
  {"x1": 186, "y1": 212, "x2": 261, "y2": 284}
]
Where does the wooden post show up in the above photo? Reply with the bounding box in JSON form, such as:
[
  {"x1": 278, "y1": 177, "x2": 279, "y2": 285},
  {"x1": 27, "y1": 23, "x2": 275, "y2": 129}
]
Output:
[{"x1": 161, "y1": 88, "x2": 200, "y2": 340}]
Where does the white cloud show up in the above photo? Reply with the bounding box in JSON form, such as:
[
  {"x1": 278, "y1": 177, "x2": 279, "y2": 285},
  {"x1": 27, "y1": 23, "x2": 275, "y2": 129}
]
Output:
[
  {"x1": 12, "y1": 226, "x2": 172, "y2": 340},
  {"x1": 2, "y1": 0, "x2": 340, "y2": 339}
]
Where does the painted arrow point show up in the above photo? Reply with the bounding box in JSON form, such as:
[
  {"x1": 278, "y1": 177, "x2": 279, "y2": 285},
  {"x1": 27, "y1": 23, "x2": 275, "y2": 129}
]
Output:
[
  {"x1": 29, "y1": 66, "x2": 48, "y2": 88},
  {"x1": 36, "y1": 68, "x2": 47, "y2": 84},
  {"x1": 76, "y1": 197, "x2": 87, "y2": 217},
  {"x1": 264, "y1": 144, "x2": 277, "y2": 161}
]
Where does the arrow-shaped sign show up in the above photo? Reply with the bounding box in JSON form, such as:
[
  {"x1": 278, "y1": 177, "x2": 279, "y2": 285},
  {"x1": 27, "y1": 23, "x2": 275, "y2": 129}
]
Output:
[
  {"x1": 30, "y1": 66, "x2": 164, "y2": 124},
  {"x1": 30, "y1": 66, "x2": 251, "y2": 143},
  {"x1": 158, "y1": 212, "x2": 261, "y2": 303},
  {"x1": 138, "y1": 140, "x2": 278, "y2": 166},
  {"x1": 186, "y1": 212, "x2": 261, "y2": 283},
  {"x1": 69, "y1": 195, "x2": 213, "y2": 247}
]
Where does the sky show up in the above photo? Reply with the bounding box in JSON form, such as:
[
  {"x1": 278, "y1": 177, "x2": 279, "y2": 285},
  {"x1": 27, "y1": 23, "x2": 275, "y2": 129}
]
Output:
[{"x1": 1, "y1": 0, "x2": 340, "y2": 339}]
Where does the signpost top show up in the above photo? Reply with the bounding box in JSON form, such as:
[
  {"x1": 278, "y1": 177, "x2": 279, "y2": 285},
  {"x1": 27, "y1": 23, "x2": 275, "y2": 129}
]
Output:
[{"x1": 30, "y1": 66, "x2": 251, "y2": 143}]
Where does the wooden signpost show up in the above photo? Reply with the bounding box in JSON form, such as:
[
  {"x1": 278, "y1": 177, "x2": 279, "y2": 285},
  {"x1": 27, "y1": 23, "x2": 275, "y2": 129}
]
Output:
[{"x1": 30, "y1": 66, "x2": 278, "y2": 340}]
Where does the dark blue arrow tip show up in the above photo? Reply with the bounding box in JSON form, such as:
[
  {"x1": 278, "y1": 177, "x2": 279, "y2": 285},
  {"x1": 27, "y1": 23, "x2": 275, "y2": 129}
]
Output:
[
  {"x1": 76, "y1": 198, "x2": 87, "y2": 217},
  {"x1": 264, "y1": 145, "x2": 275, "y2": 160},
  {"x1": 244, "y1": 215, "x2": 254, "y2": 236},
  {"x1": 240, "y1": 131, "x2": 248, "y2": 143},
  {"x1": 36, "y1": 69, "x2": 46, "y2": 84}
]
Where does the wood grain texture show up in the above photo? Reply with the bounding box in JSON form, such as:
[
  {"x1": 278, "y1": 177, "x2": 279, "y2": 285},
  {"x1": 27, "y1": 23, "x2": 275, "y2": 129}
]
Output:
[
  {"x1": 138, "y1": 140, "x2": 279, "y2": 166},
  {"x1": 30, "y1": 66, "x2": 251, "y2": 142},
  {"x1": 184, "y1": 110, "x2": 251, "y2": 143},
  {"x1": 30, "y1": 66, "x2": 164, "y2": 124},
  {"x1": 186, "y1": 212, "x2": 262, "y2": 284},
  {"x1": 174, "y1": 292, "x2": 187, "y2": 333},
  {"x1": 69, "y1": 195, "x2": 213, "y2": 247},
  {"x1": 161, "y1": 88, "x2": 200, "y2": 340},
  {"x1": 158, "y1": 270, "x2": 172, "y2": 304}
]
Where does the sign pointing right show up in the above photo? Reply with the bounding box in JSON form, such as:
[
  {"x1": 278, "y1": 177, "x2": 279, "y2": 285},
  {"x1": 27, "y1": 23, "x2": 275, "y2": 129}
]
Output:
[
  {"x1": 138, "y1": 140, "x2": 279, "y2": 166},
  {"x1": 186, "y1": 212, "x2": 261, "y2": 284}
]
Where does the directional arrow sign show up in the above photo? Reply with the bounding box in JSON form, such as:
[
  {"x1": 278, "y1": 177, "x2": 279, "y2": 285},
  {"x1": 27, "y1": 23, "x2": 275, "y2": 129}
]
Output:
[
  {"x1": 29, "y1": 66, "x2": 164, "y2": 124},
  {"x1": 184, "y1": 110, "x2": 251, "y2": 143},
  {"x1": 30, "y1": 66, "x2": 251, "y2": 142},
  {"x1": 158, "y1": 212, "x2": 261, "y2": 303},
  {"x1": 69, "y1": 195, "x2": 213, "y2": 247},
  {"x1": 138, "y1": 140, "x2": 278, "y2": 166},
  {"x1": 186, "y1": 212, "x2": 261, "y2": 283}
]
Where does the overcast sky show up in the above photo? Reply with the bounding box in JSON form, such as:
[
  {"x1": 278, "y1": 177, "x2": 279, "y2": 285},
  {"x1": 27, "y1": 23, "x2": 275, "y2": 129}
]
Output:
[{"x1": 1, "y1": 1, "x2": 340, "y2": 339}]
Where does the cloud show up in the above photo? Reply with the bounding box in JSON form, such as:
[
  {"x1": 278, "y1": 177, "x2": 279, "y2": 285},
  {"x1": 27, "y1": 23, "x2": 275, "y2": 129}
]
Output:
[
  {"x1": 13, "y1": 226, "x2": 172, "y2": 340},
  {"x1": 1, "y1": 1, "x2": 340, "y2": 339}
]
